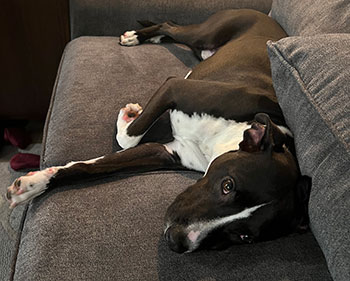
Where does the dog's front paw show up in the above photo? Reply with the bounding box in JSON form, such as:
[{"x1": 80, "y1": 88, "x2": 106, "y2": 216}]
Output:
[
  {"x1": 116, "y1": 103, "x2": 143, "y2": 149},
  {"x1": 120, "y1": 103, "x2": 143, "y2": 123},
  {"x1": 117, "y1": 103, "x2": 143, "y2": 132},
  {"x1": 6, "y1": 168, "x2": 57, "y2": 208},
  {"x1": 120, "y1": 31, "x2": 140, "y2": 46}
]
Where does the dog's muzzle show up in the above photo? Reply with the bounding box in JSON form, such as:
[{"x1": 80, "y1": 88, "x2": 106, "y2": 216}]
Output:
[{"x1": 164, "y1": 225, "x2": 190, "y2": 253}]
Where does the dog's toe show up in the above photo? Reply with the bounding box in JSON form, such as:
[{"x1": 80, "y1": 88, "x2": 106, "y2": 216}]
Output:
[
  {"x1": 120, "y1": 31, "x2": 140, "y2": 46},
  {"x1": 121, "y1": 103, "x2": 143, "y2": 123},
  {"x1": 116, "y1": 103, "x2": 144, "y2": 149}
]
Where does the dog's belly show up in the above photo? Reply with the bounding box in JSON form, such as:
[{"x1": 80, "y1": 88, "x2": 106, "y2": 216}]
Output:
[{"x1": 166, "y1": 110, "x2": 250, "y2": 172}]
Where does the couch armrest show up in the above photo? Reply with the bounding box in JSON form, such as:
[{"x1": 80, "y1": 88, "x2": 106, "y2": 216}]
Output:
[{"x1": 69, "y1": 0, "x2": 272, "y2": 39}]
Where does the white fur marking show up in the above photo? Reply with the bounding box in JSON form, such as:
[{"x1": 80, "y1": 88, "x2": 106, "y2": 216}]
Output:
[
  {"x1": 7, "y1": 156, "x2": 105, "y2": 207},
  {"x1": 8, "y1": 170, "x2": 54, "y2": 207},
  {"x1": 167, "y1": 110, "x2": 250, "y2": 172},
  {"x1": 201, "y1": 49, "x2": 216, "y2": 60},
  {"x1": 166, "y1": 140, "x2": 209, "y2": 172},
  {"x1": 277, "y1": 125, "x2": 293, "y2": 137},
  {"x1": 120, "y1": 30, "x2": 140, "y2": 46},
  {"x1": 188, "y1": 230, "x2": 201, "y2": 243},
  {"x1": 63, "y1": 156, "x2": 105, "y2": 169},
  {"x1": 185, "y1": 203, "x2": 268, "y2": 252},
  {"x1": 148, "y1": 35, "x2": 165, "y2": 44},
  {"x1": 184, "y1": 70, "x2": 192, "y2": 79},
  {"x1": 116, "y1": 103, "x2": 144, "y2": 149}
]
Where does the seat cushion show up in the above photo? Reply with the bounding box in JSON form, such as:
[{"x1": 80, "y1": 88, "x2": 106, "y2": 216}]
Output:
[
  {"x1": 41, "y1": 37, "x2": 199, "y2": 168},
  {"x1": 270, "y1": 0, "x2": 350, "y2": 36},
  {"x1": 267, "y1": 34, "x2": 350, "y2": 281},
  {"x1": 14, "y1": 172, "x2": 332, "y2": 281}
]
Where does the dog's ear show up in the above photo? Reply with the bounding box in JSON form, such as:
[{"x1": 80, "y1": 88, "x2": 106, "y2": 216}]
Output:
[
  {"x1": 256, "y1": 113, "x2": 287, "y2": 152},
  {"x1": 294, "y1": 176, "x2": 312, "y2": 232},
  {"x1": 239, "y1": 113, "x2": 287, "y2": 152}
]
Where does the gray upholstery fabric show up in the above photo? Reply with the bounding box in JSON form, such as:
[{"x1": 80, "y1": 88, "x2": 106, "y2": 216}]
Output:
[
  {"x1": 270, "y1": 0, "x2": 350, "y2": 36},
  {"x1": 14, "y1": 173, "x2": 332, "y2": 281},
  {"x1": 267, "y1": 34, "x2": 350, "y2": 281},
  {"x1": 69, "y1": 0, "x2": 272, "y2": 39},
  {"x1": 41, "y1": 37, "x2": 198, "y2": 168}
]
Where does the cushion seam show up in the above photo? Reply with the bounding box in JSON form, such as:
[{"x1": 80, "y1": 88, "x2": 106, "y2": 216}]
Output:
[
  {"x1": 40, "y1": 43, "x2": 70, "y2": 170},
  {"x1": 9, "y1": 203, "x2": 29, "y2": 281}
]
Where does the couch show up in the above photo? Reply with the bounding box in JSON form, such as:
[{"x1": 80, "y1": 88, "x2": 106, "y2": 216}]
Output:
[{"x1": 10, "y1": 0, "x2": 349, "y2": 280}]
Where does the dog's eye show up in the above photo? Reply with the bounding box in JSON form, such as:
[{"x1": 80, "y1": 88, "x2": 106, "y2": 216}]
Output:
[{"x1": 221, "y1": 178, "x2": 235, "y2": 195}]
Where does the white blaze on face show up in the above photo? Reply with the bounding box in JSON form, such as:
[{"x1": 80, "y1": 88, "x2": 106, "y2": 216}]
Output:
[{"x1": 185, "y1": 203, "x2": 268, "y2": 252}]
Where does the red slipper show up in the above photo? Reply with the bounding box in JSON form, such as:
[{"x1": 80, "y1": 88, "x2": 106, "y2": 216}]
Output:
[
  {"x1": 4, "y1": 127, "x2": 32, "y2": 149},
  {"x1": 10, "y1": 153, "x2": 40, "y2": 171}
]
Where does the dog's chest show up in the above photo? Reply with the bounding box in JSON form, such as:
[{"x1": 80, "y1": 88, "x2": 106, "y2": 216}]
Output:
[{"x1": 169, "y1": 110, "x2": 250, "y2": 162}]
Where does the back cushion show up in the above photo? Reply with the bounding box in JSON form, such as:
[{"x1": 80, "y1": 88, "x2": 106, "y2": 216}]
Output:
[
  {"x1": 70, "y1": 0, "x2": 272, "y2": 38},
  {"x1": 270, "y1": 0, "x2": 350, "y2": 36},
  {"x1": 267, "y1": 34, "x2": 350, "y2": 281}
]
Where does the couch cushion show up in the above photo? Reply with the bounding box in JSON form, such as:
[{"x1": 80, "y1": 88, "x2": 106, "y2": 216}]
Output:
[
  {"x1": 267, "y1": 34, "x2": 350, "y2": 281},
  {"x1": 14, "y1": 172, "x2": 333, "y2": 281},
  {"x1": 41, "y1": 37, "x2": 199, "y2": 168},
  {"x1": 270, "y1": 0, "x2": 350, "y2": 36},
  {"x1": 70, "y1": 0, "x2": 272, "y2": 38}
]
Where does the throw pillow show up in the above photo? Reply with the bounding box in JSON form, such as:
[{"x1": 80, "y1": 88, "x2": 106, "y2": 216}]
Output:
[
  {"x1": 267, "y1": 34, "x2": 350, "y2": 281},
  {"x1": 270, "y1": 0, "x2": 350, "y2": 36}
]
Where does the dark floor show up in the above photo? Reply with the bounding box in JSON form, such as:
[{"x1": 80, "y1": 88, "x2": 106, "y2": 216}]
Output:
[{"x1": 0, "y1": 121, "x2": 44, "y2": 281}]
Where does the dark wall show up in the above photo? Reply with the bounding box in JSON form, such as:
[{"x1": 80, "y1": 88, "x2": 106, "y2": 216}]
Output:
[{"x1": 0, "y1": 0, "x2": 70, "y2": 120}]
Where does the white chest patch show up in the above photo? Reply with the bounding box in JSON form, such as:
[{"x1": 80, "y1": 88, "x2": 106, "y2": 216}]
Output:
[{"x1": 165, "y1": 110, "x2": 250, "y2": 172}]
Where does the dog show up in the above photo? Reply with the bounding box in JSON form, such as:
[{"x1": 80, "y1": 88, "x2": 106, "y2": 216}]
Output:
[{"x1": 6, "y1": 9, "x2": 311, "y2": 253}]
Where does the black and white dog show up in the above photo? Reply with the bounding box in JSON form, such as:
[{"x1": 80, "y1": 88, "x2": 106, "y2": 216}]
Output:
[{"x1": 7, "y1": 9, "x2": 310, "y2": 253}]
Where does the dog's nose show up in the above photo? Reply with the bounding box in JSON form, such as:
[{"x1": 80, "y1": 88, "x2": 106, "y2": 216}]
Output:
[
  {"x1": 6, "y1": 190, "x2": 12, "y2": 201},
  {"x1": 164, "y1": 225, "x2": 188, "y2": 253}
]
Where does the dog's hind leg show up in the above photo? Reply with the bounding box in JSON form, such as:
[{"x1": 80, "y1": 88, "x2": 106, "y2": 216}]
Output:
[
  {"x1": 120, "y1": 10, "x2": 254, "y2": 52},
  {"x1": 6, "y1": 142, "x2": 183, "y2": 208},
  {"x1": 120, "y1": 23, "x2": 171, "y2": 46}
]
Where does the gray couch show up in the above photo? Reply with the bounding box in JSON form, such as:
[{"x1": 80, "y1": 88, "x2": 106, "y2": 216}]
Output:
[{"x1": 10, "y1": 0, "x2": 349, "y2": 280}]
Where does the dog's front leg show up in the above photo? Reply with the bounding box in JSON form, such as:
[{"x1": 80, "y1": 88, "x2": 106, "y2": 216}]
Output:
[
  {"x1": 116, "y1": 77, "x2": 180, "y2": 149},
  {"x1": 6, "y1": 143, "x2": 182, "y2": 208}
]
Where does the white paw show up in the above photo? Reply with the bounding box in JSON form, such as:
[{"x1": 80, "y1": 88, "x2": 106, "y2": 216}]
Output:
[
  {"x1": 120, "y1": 31, "x2": 140, "y2": 46},
  {"x1": 116, "y1": 103, "x2": 143, "y2": 149},
  {"x1": 6, "y1": 168, "x2": 57, "y2": 208}
]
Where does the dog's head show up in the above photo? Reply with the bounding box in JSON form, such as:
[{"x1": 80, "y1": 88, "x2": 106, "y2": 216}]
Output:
[{"x1": 164, "y1": 113, "x2": 310, "y2": 253}]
